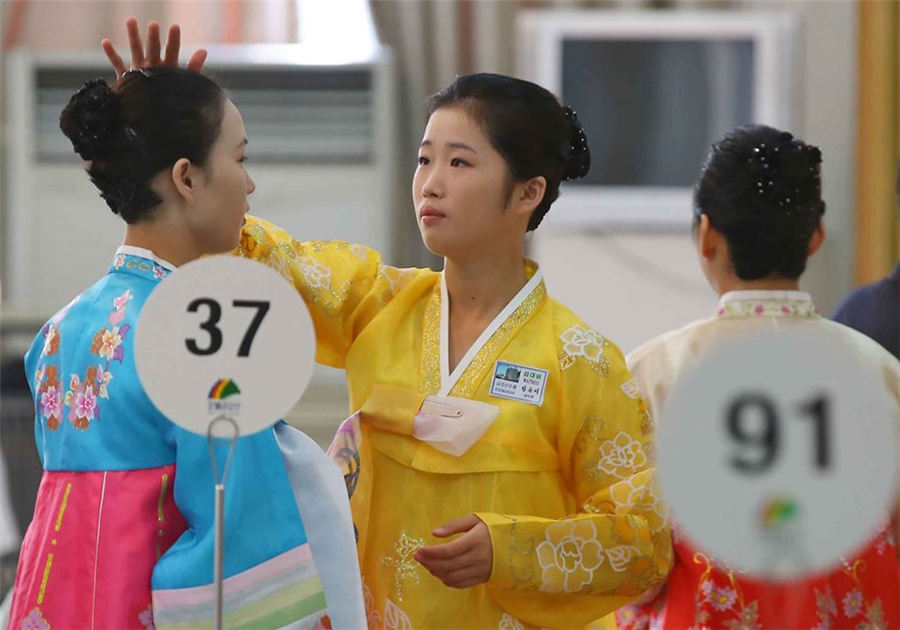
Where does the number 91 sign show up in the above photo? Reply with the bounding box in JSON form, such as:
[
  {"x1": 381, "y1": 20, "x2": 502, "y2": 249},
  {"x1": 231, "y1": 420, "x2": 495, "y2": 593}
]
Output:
[
  {"x1": 657, "y1": 331, "x2": 898, "y2": 581},
  {"x1": 135, "y1": 256, "x2": 316, "y2": 436}
]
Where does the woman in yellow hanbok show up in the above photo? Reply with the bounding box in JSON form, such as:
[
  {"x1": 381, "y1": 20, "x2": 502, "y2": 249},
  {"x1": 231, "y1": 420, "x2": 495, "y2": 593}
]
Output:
[{"x1": 108, "y1": 25, "x2": 671, "y2": 630}]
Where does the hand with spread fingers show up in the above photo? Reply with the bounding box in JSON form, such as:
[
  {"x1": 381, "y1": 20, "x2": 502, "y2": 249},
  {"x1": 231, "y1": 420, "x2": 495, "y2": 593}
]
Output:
[
  {"x1": 414, "y1": 514, "x2": 493, "y2": 589},
  {"x1": 102, "y1": 17, "x2": 207, "y2": 81}
]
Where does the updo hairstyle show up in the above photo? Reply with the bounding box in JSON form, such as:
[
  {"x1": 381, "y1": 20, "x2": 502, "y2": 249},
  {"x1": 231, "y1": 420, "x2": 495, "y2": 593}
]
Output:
[
  {"x1": 694, "y1": 124, "x2": 825, "y2": 280},
  {"x1": 426, "y1": 73, "x2": 591, "y2": 231},
  {"x1": 59, "y1": 66, "x2": 226, "y2": 223}
]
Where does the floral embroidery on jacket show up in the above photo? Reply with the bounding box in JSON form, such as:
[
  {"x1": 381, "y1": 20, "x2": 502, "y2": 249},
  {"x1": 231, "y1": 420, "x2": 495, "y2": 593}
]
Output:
[
  {"x1": 62, "y1": 289, "x2": 131, "y2": 431},
  {"x1": 558, "y1": 324, "x2": 610, "y2": 376},
  {"x1": 536, "y1": 520, "x2": 606, "y2": 593},
  {"x1": 596, "y1": 431, "x2": 648, "y2": 480},
  {"x1": 33, "y1": 296, "x2": 79, "y2": 431}
]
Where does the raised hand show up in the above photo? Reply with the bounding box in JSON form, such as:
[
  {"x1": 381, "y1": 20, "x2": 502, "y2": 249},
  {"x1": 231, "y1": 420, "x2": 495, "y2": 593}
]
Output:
[{"x1": 102, "y1": 17, "x2": 207, "y2": 81}]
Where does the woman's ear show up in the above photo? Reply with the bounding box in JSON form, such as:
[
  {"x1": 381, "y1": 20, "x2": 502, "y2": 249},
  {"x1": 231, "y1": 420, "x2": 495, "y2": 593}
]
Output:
[
  {"x1": 171, "y1": 158, "x2": 194, "y2": 204},
  {"x1": 807, "y1": 218, "x2": 826, "y2": 257},
  {"x1": 516, "y1": 176, "x2": 547, "y2": 216},
  {"x1": 697, "y1": 214, "x2": 717, "y2": 260}
]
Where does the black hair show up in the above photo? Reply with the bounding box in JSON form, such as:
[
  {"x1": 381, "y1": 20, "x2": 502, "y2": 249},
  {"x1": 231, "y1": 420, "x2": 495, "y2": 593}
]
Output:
[
  {"x1": 693, "y1": 124, "x2": 825, "y2": 280},
  {"x1": 59, "y1": 66, "x2": 226, "y2": 223},
  {"x1": 426, "y1": 73, "x2": 590, "y2": 231}
]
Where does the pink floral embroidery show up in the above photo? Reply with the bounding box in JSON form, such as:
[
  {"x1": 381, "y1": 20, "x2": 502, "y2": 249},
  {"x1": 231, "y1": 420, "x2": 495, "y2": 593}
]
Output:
[
  {"x1": 21, "y1": 607, "x2": 50, "y2": 630},
  {"x1": 62, "y1": 289, "x2": 132, "y2": 431},
  {"x1": 842, "y1": 588, "x2": 863, "y2": 618},
  {"x1": 701, "y1": 579, "x2": 740, "y2": 612},
  {"x1": 153, "y1": 264, "x2": 167, "y2": 280},
  {"x1": 138, "y1": 604, "x2": 154, "y2": 629},
  {"x1": 754, "y1": 304, "x2": 765, "y2": 314},
  {"x1": 36, "y1": 365, "x2": 63, "y2": 430},
  {"x1": 113, "y1": 289, "x2": 133, "y2": 312},
  {"x1": 65, "y1": 376, "x2": 99, "y2": 430},
  {"x1": 114, "y1": 253, "x2": 126, "y2": 269},
  {"x1": 73, "y1": 386, "x2": 97, "y2": 421},
  {"x1": 40, "y1": 386, "x2": 62, "y2": 424}
]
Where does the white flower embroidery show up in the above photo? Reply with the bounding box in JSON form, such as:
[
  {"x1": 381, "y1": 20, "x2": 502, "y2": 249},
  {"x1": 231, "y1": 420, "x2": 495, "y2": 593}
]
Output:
[
  {"x1": 350, "y1": 244, "x2": 370, "y2": 261},
  {"x1": 606, "y1": 545, "x2": 640, "y2": 572},
  {"x1": 498, "y1": 613, "x2": 525, "y2": 630},
  {"x1": 298, "y1": 256, "x2": 331, "y2": 290},
  {"x1": 536, "y1": 520, "x2": 605, "y2": 593},
  {"x1": 560, "y1": 324, "x2": 608, "y2": 364},
  {"x1": 384, "y1": 598, "x2": 412, "y2": 630},
  {"x1": 380, "y1": 265, "x2": 417, "y2": 297},
  {"x1": 41, "y1": 325, "x2": 58, "y2": 357},
  {"x1": 597, "y1": 431, "x2": 647, "y2": 479},
  {"x1": 361, "y1": 578, "x2": 382, "y2": 630},
  {"x1": 261, "y1": 252, "x2": 293, "y2": 282},
  {"x1": 612, "y1": 477, "x2": 668, "y2": 526},
  {"x1": 619, "y1": 379, "x2": 643, "y2": 400}
]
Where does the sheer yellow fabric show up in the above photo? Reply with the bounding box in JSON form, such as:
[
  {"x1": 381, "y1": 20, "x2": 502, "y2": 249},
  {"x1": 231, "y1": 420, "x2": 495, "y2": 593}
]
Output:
[{"x1": 238, "y1": 217, "x2": 671, "y2": 629}]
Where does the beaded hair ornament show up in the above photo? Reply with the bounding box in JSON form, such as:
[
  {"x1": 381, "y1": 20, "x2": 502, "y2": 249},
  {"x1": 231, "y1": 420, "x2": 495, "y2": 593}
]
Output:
[{"x1": 562, "y1": 106, "x2": 590, "y2": 181}]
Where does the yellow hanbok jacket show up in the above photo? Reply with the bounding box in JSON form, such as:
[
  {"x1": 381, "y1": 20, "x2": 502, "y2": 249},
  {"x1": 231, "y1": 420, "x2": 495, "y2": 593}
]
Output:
[{"x1": 238, "y1": 217, "x2": 672, "y2": 630}]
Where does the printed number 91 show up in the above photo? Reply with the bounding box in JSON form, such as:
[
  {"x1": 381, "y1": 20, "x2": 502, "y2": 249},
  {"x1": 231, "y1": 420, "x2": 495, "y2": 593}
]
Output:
[{"x1": 727, "y1": 393, "x2": 831, "y2": 474}]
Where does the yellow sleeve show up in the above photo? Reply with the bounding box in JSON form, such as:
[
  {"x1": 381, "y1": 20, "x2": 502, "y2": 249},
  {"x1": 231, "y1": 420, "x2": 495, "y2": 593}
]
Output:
[
  {"x1": 237, "y1": 215, "x2": 426, "y2": 368},
  {"x1": 476, "y1": 343, "x2": 672, "y2": 629}
]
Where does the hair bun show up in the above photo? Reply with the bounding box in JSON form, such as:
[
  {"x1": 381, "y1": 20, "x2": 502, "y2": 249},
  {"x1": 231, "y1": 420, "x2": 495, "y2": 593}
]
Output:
[
  {"x1": 562, "y1": 106, "x2": 591, "y2": 181},
  {"x1": 59, "y1": 78, "x2": 119, "y2": 161},
  {"x1": 745, "y1": 130, "x2": 822, "y2": 214}
]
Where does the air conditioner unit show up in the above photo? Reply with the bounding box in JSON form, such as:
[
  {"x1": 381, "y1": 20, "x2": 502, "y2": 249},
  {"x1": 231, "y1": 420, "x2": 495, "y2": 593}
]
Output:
[{"x1": 2, "y1": 45, "x2": 398, "y2": 314}]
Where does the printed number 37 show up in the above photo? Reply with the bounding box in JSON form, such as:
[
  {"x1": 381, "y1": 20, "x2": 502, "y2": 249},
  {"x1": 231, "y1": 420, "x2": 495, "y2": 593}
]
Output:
[{"x1": 185, "y1": 298, "x2": 270, "y2": 357}]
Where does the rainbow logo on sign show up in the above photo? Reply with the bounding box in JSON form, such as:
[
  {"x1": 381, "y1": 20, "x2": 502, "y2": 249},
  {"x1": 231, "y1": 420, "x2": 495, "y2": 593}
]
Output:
[
  {"x1": 208, "y1": 378, "x2": 241, "y2": 416},
  {"x1": 209, "y1": 378, "x2": 241, "y2": 400},
  {"x1": 760, "y1": 496, "x2": 799, "y2": 530}
]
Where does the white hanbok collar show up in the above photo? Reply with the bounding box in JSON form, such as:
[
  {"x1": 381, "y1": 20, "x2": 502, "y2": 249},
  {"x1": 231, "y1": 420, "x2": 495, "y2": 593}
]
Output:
[
  {"x1": 439, "y1": 261, "x2": 544, "y2": 396},
  {"x1": 717, "y1": 290, "x2": 818, "y2": 319}
]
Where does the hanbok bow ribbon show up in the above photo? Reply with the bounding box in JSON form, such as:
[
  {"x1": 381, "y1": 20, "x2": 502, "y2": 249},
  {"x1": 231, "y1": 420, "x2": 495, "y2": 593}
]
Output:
[
  {"x1": 357, "y1": 385, "x2": 498, "y2": 456},
  {"x1": 413, "y1": 396, "x2": 499, "y2": 456}
]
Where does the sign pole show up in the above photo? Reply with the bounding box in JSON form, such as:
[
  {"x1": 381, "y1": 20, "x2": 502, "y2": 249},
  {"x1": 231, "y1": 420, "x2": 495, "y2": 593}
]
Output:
[{"x1": 208, "y1": 416, "x2": 239, "y2": 630}]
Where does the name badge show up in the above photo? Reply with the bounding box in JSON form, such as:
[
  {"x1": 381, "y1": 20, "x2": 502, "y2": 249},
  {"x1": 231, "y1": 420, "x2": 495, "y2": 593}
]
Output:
[{"x1": 490, "y1": 360, "x2": 548, "y2": 406}]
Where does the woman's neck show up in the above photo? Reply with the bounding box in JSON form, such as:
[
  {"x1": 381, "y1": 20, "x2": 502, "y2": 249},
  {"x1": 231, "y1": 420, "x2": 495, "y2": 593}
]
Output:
[
  {"x1": 122, "y1": 212, "x2": 200, "y2": 268},
  {"x1": 443, "y1": 247, "x2": 528, "y2": 320},
  {"x1": 717, "y1": 275, "x2": 800, "y2": 295}
]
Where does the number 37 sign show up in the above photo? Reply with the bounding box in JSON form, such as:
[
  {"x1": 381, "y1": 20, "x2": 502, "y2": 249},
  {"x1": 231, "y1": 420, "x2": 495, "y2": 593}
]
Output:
[
  {"x1": 656, "y1": 332, "x2": 898, "y2": 581},
  {"x1": 135, "y1": 256, "x2": 315, "y2": 436}
]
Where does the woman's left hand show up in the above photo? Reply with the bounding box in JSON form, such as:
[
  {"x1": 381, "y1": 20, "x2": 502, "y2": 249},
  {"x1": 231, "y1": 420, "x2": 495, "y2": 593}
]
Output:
[
  {"x1": 414, "y1": 514, "x2": 492, "y2": 589},
  {"x1": 102, "y1": 18, "x2": 207, "y2": 81}
]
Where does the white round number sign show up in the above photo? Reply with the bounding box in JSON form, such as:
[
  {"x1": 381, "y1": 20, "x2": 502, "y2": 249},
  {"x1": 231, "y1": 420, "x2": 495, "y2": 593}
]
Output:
[
  {"x1": 657, "y1": 331, "x2": 897, "y2": 580},
  {"x1": 135, "y1": 256, "x2": 315, "y2": 436}
]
